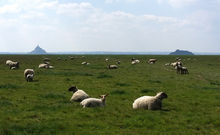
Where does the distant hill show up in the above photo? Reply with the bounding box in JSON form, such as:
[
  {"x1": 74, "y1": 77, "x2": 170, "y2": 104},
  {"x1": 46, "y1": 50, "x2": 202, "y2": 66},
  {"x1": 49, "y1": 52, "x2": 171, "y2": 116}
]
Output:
[
  {"x1": 29, "y1": 45, "x2": 47, "y2": 54},
  {"x1": 169, "y1": 49, "x2": 194, "y2": 55}
]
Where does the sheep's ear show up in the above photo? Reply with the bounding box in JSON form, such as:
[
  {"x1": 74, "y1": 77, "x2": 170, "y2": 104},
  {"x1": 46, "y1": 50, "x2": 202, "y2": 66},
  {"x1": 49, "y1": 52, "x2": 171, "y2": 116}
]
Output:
[{"x1": 105, "y1": 94, "x2": 109, "y2": 97}]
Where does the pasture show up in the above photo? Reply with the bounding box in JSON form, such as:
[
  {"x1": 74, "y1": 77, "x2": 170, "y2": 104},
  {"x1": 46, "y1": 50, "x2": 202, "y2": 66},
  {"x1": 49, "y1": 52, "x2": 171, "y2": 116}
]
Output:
[{"x1": 0, "y1": 55, "x2": 219, "y2": 135}]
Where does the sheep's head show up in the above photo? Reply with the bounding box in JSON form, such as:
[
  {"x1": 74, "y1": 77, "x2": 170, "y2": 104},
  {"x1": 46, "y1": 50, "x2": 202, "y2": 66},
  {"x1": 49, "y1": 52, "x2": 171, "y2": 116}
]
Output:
[
  {"x1": 100, "y1": 94, "x2": 109, "y2": 99},
  {"x1": 156, "y1": 92, "x2": 168, "y2": 100},
  {"x1": 68, "y1": 86, "x2": 78, "y2": 93}
]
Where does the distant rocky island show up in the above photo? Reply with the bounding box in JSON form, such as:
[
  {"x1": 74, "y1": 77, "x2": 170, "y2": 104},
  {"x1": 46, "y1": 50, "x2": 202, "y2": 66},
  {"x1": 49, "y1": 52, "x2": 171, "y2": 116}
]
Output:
[
  {"x1": 169, "y1": 49, "x2": 194, "y2": 55},
  {"x1": 29, "y1": 45, "x2": 47, "y2": 54}
]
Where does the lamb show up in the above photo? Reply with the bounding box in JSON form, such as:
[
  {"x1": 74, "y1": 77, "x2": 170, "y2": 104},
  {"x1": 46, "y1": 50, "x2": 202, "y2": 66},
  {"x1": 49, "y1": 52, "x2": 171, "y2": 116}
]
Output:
[
  {"x1": 148, "y1": 59, "x2": 157, "y2": 64},
  {"x1": 24, "y1": 69, "x2": 34, "y2": 82},
  {"x1": 69, "y1": 86, "x2": 89, "y2": 102},
  {"x1": 6, "y1": 60, "x2": 19, "y2": 69},
  {"x1": 132, "y1": 92, "x2": 168, "y2": 110},
  {"x1": 108, "y1": 64, "x2": 118, "y2": 69},
  {"x1": 80, "y1": 94, "x2": 108, "y2": 108}
]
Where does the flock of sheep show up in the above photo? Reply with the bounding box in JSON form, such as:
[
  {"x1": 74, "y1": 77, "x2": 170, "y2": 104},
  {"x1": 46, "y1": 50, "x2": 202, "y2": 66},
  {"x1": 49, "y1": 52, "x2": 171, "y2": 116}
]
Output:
[{"x1": 5, "y1": 56, "x2": 190, "y2": 110}]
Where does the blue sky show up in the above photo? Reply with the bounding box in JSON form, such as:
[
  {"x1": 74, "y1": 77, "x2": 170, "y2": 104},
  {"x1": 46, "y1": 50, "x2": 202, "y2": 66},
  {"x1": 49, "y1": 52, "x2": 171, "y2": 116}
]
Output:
[{"x1": 0, "y1": 0, "x2": 220, "y2": 52}]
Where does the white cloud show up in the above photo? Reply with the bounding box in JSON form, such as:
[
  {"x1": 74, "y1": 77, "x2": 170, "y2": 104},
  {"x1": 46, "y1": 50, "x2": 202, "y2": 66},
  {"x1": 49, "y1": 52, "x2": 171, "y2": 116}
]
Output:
[{"x1": 158, "y1": 0, "x2": 198, "y2": 8}]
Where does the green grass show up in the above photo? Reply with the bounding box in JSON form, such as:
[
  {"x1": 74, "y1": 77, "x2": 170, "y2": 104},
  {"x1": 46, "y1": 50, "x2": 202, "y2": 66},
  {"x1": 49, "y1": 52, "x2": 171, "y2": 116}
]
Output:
[{"x1": 0, "y1": 55, "x2": 219, "y2": 135}]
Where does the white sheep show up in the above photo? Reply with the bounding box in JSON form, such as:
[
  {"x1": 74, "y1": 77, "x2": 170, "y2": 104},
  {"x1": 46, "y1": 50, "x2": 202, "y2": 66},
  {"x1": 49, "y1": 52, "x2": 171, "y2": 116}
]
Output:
[
  {"x1": 38, "y1": 63, "x2": 49, "y2": 68},
  {"x1": 131, "y1": 59, "x2": 140, "y2": 65},
  {"x1": 148, "y1": 59, "x2": 157, "y2": 64},
  {"x1": 80, "y1": 94, "x2": 108, "y2": 108},
  {"x1": 69, "y1": 86, "x2": 89, "y2": 102},
  {"x1": 24, "y1": 69, "x2": 34, "y2": 82},
  {"x1": 132, "y1": 92, "x2": 168, "y2": 110},
  {"x1": 108, "y1": 65, "x2": 118, "y2": 69},
  {"x1": 6, "y1": 60, "x2": 19, "y2": 69},
  {"x1": 6, "y1": 60, "x2": 13, "y2": 65}
]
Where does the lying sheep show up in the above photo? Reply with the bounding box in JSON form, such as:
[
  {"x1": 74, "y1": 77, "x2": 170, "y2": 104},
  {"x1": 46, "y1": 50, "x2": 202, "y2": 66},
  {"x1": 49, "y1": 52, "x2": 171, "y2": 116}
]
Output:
[
  {"x1": 69, "y1": 86, "x2": 89, "y2": 102},
  {"x1": 133, "y1": 92, "x2": 168, "y2": 110},
  {"x1": 148, "y1": 59, "x2": 157, "y2": 64},
  {"x1": 131, "y1": 59, "x2": 140, "y2": 65},
  {"x1": 81, "y1": 62, "x2": 90, "y2": 65},
  {"x1": 38, "y1": 63, "x2": 54, "y2": 69},
  {"x1": 108, "y1": 65, "x2": 118, "y2": 69},
  {"x1": 80, "y1": 94, "x2": 108, "y2": 108},
  {"x1": 24, "y1": 69, "x2": 34, "y2": 82},
  {"x1": 38, "y1": 63, "x2": 49, "y2": 69},
  {"x1": 6, "y1": 60, "x2": 19, "y2": 69}
]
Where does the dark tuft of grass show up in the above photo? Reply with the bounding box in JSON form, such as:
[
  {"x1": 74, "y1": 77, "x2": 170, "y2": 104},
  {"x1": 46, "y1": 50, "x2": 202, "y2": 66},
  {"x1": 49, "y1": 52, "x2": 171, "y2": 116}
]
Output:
[
  {"x1": 97, "y1": 74, "x2": 112, "y2": 79},
  {"x1": 115, "y1": 83, "x2": 130, "y2": 87},
  {"x1": 38, "y1": 93, "x2": 66, "y2": 99},
  {"x1": 0, "y1": 83, "x2": 21, "y2": 89},
  {"x1": 148, "y1": 80, "x2": 162, "y2": 84},
  {"x1": 110, "y1": 89, "x2": 126, "y2": 95},
  {"x1": 210, "y1": 81, "x2": 220, "y2": 86},
  {"x1": 140, "y1": 89, "x2": 154, "y2": 93}
]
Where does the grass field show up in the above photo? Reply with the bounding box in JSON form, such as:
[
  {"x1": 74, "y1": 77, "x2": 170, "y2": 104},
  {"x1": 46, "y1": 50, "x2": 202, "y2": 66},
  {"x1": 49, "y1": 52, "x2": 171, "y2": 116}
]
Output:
[{"x1": 0, "y1": 55, "x2": 219, "y2": 135}]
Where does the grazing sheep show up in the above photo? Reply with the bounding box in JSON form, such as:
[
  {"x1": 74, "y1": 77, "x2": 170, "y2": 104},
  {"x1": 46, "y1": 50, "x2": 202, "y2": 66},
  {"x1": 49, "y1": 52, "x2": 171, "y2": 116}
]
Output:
[
  {"x1": 6, "y1": 60, "x2": 19, "y2": 69},
  {"x1": 176, "y1": 65, "x2": 189, "y2": 74},
  {"x1": 69, "y1": 86, "x2": 89, "y2": 102},
  {"x1": 181, "y1": 67, "x2": 189, "y2": 74},
  {"x1": 148, "y1": 59, "x2": 157, "y2": 64},
  {"x1": 24, "y1": 69, "x2": 34, "y2": 82},
  {"x1": 132, "y1": 92, "x2": 168, "y2": 110},
  {"x1": 105, "y1": 58, "x2": 109, "y2": 62},
  {"x1": 26, "y1": 74, "x2": 34, "y2": 82},
  {"x1": 108, "y1": 65, "x2": 118, "y2": 69},
  {"x1": 80, "y1": 94, "x2": 108, "y2": 108}
]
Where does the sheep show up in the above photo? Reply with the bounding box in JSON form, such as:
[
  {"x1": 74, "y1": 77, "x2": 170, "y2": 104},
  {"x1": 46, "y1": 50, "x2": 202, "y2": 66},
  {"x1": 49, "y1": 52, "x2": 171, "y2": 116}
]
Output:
[
  {"x1": 69, "y1": 56, "x2": 74, "y2": 60},
  {"x1": 105, "y1": 58, "x2": 109, "y2": 62},
  {"x1": 108, "y1": 64, "x2": 118, "y2": 69},
  {"x1": 132, "y1": 92, "x2": 168, "y2": 110},
  {"x1": 176, "y1": 65, "x2": 189, "y2": 74},
  {"x1": 68, "y1": 86, "x2": 89, "y2": 102},
  {"x1": 6, "y1": 60, "x2": 13, "y2": 65},
  {"x1": 80, "y1": 94, "x2": 108, "y2": 108},
  {"x1": 81, "y1": 62, "x2": 90, "y2": 65},
  {"x1": 38, "y1": 63, "x2": 49, "y2": 69},
  {"x1": 148, "y1": 59, "x2": 157, "y2": 64},
  {"x1": 26, "y1": 74, "x2": 34, "y2": 82},
  {"x1": 24, "y1": 69, "x2": 34, "y2": 82},
  {"x1": 6, "y1": 60, "x2": 19, "y2": 69},
  {"x1": 165, "y1": 63, "x2": 170, "y2": 66},
  {"x1": 116, "y1": 61, "x2": 121, "y2": 64},
  {"x1": 131, "y1": 59, "x2": 140, "y2": 65}
]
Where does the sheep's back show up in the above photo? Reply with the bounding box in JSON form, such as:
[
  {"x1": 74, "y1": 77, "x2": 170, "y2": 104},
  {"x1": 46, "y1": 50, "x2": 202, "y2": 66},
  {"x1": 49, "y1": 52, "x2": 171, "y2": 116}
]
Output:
[
  {"x1": 70, "y1": 90, "x2": 89, "y2": 102},
  {"x1": 133, "y1": 96, "x2": 154, "y2": 109},
  {"x1": 80, "y1": 98, "x2": 102, "y2": 107}
]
